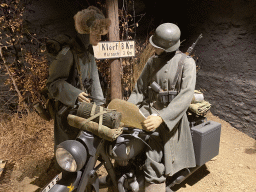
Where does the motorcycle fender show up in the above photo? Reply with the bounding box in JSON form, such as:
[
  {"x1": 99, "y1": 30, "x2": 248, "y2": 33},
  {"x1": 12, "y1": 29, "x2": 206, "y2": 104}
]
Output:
[
  {"x1": 47, "y1": 184, "x2": 69, "y2": 192},
  {"x1": 48, "y1": 171, "x2": 82, "y2": 192}
]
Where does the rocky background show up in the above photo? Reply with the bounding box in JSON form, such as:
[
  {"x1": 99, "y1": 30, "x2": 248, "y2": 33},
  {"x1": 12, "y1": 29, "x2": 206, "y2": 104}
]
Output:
[
  {"x1": 184, "y1": 0, "x2": 256, "y2": 139},
  {"x1": 1, "y1": 0, "x2": 256, "y2": 139}
]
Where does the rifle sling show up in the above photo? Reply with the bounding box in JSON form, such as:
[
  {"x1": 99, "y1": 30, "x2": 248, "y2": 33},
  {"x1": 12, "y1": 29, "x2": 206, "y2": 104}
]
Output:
[
  {"x1": 71, "y1": 49, "x2": 86, "y2": 92},
  {"x1": 170, "y1": 53, "x2": 187, "y2": 92}
]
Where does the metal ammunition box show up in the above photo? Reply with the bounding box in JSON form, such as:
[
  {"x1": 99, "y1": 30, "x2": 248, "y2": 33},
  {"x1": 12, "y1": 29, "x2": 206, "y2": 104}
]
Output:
[{"x1": 191, "y1": 121, "x2": 221, "y2": 166}]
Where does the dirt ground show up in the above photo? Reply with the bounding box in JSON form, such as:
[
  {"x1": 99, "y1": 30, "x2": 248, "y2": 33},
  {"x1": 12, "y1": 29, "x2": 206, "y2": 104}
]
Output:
[
  {"x1": 171, "y1": 112, "x2": 256, "y2": 192},
  {"x1": 0, "y1": 111, "x2": 256, "y2": 192}
]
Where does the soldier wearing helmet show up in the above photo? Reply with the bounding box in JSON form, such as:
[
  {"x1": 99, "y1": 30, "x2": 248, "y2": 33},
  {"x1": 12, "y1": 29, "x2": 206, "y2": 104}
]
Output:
[
  {"x1": 128, "y1": 23, "x2": 197, "y2": 191},
  {"x1": 47, "y1": 6, "x2": 111, "y2": 151},
  {"x1": 149, "y1": 23, "x2": 181, "y2": 53}
]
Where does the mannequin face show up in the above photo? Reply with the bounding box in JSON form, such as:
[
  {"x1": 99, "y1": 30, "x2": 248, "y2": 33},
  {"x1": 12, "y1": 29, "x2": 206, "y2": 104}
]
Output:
[{"x1": 90, "y1": 33, "x2": 101, "y2": 46}]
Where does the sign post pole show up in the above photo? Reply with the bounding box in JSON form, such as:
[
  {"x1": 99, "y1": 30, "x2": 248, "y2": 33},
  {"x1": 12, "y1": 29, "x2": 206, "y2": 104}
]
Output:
[{"x1": 106, "y1": 0, "x2": 122, "y2": 100}]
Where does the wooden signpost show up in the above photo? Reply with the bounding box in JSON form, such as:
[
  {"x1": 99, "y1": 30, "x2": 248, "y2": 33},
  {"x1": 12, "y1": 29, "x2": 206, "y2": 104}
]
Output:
[
  {"x1": 106, "y1": 0, "x2": 122, "y2": 100},
  {"x1": 105, "y1": 0, "x2": 136, "y2": 100}
]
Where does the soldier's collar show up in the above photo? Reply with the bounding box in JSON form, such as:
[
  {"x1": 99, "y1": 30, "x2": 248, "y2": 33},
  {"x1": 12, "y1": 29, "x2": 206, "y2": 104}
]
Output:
[
  {"x1": 76, "y1": 34, "x2": 90, "y2": 50},
  {"x1": 73, "y1": 34, "x2": 95, "y2": 57},
  {"x1": 154, "y1": 51, "x2": 176, "y2": 63}
]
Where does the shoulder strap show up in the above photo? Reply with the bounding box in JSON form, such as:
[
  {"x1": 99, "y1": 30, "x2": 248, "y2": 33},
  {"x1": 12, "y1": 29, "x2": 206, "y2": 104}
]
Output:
[
  {"x1": 70, "y1": 49, "x2": 86, "y2": 92},
  {"x1": 170, "y1": 53, "x2": 187, "y2": 92}
]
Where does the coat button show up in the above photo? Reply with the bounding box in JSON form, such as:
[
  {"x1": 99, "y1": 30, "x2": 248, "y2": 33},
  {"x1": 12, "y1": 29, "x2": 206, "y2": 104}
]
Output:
[
  {"x1": 163, "y1": 79, "x2": 167, "y2": 83},
  {"x1": 165, "y1": 69, "x2": 168, "y2": 73}
]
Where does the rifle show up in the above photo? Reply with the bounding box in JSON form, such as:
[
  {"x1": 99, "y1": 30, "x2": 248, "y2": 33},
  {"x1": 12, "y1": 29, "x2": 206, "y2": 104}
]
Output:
[{"x1": 186, "y1": 33, "x2": 203, "y2": 56}]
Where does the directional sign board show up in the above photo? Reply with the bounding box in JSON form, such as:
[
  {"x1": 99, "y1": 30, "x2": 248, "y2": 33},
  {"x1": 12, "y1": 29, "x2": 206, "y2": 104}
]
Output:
[{"x1": 93, "y1": 41, "x2": 135, "y2": 59}]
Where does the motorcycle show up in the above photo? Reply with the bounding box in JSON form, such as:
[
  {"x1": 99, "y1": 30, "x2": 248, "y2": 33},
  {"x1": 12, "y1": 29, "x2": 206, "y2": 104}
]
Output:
[{"x1": 41, "y1": 99, "x2": 221, "y2": 192}]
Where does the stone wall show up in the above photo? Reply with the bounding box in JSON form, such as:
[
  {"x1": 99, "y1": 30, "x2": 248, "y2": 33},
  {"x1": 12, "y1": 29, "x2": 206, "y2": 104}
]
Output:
[
  {"x1": 23, "y1": 0, "x2": 83, "y2": 39},
  {"x1": 183, "y1": 0, "x2": 256, "y2": 139}
]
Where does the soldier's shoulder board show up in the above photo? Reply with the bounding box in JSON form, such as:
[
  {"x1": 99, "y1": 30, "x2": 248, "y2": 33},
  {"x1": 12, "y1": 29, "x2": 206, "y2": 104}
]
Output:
[{"x1": 60, "y1": 47, "x2": 70, "y2": 55}]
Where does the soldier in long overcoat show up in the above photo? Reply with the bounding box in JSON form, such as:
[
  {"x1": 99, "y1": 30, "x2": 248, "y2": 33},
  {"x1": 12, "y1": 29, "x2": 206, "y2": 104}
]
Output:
[
  {"x1": 46, "y1": 6, "x2": 111, "y2": 151},
  {"x1": 128, "y1": 23, "x2": 197, "y2": 191}
]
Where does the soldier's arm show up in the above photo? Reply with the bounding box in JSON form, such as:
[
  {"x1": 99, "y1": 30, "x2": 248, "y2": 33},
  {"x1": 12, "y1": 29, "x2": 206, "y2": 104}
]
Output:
[
  {"x1": 46, "y1": 47, "x2": 83, "y2": 107},
  {"x1": 90, "y1": 58, "x2": 105, "y2": 105}
]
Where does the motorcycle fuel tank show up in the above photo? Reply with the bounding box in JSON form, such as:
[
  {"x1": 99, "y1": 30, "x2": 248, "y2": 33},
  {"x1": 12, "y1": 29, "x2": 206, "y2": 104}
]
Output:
[{"x1": 107, "y1": 134, "x2": 145, "y2": 161}]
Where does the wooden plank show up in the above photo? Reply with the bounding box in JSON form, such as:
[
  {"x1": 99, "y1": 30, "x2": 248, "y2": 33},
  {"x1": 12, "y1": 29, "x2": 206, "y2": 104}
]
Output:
[{"x1": 93, "y1": 41, "x2": 135, "y2": 59}]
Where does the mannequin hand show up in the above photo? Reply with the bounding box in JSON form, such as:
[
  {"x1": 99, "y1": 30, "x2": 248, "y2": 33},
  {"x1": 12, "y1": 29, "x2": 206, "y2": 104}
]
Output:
[
  {"x1": 78, "y1": 92, "x2": 91, "y2": 103},
  {"x1": 143, "y1": 115, "x2": 163, "y2": 132}
]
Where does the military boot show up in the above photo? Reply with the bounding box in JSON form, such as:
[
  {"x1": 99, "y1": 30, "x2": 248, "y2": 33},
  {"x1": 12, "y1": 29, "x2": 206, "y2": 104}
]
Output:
[{"x1": 145, "y1": 181, "x2": 166, "y2": 192}]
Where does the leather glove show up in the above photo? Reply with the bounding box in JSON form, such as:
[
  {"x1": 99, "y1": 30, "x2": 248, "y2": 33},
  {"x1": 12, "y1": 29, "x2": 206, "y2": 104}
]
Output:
[
  {"x1": 143, "y1": 115, "x2": 163, "y2": 132},
  {"x1": 77, "y1": 92, "x2": 91, "y2": 103}
]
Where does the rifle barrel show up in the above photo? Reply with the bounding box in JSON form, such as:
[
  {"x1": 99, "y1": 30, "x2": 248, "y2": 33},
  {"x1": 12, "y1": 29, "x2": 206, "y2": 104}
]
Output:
[{"x1": 186, "y1": 33, "x2": 203, "y2": 56}]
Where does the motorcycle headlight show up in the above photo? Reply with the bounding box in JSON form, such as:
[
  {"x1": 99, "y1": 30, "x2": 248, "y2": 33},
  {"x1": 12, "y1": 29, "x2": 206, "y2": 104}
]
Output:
[{"x1": 56, "y1": 140, "x2": 87, "y2": 172}]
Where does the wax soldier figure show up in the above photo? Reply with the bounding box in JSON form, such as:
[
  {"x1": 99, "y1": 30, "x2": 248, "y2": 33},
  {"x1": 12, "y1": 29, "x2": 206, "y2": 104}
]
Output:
[
  {"x1": 128, "y1": 23, "x2": 197, "y2": 191},
  {"x1": 46, "y1": 6, "x2": 111, "y2": 151}
]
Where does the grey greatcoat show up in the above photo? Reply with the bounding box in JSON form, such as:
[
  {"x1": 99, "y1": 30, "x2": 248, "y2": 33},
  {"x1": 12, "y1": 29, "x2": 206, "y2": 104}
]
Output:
[
  {"x1": 46, "y1": 35, "x2": 104, "y2": 150},
  {"x1": 127, "y1": 51, "x2": 196, "y2": 182}
]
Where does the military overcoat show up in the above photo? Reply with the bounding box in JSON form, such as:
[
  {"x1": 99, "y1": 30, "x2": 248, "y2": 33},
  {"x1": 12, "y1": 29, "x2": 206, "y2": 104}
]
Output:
[
  {"x1": 128, "y1": 51, "x2": 197, "y2": 176},
  {"x1": 46, "y1": 35, "x2": 105, "y2": 149}
]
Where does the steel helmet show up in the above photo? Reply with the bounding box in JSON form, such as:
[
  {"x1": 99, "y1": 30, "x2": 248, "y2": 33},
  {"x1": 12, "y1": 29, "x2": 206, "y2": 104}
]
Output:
[{"x1": 149, "y1": 23, "x2": 181, "y2": 52}]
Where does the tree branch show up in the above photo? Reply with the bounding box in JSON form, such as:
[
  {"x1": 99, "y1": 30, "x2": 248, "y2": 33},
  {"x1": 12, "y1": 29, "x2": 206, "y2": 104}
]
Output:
[{"x1": 0, "y1": 46, "x2": 29, "y2": 112}]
